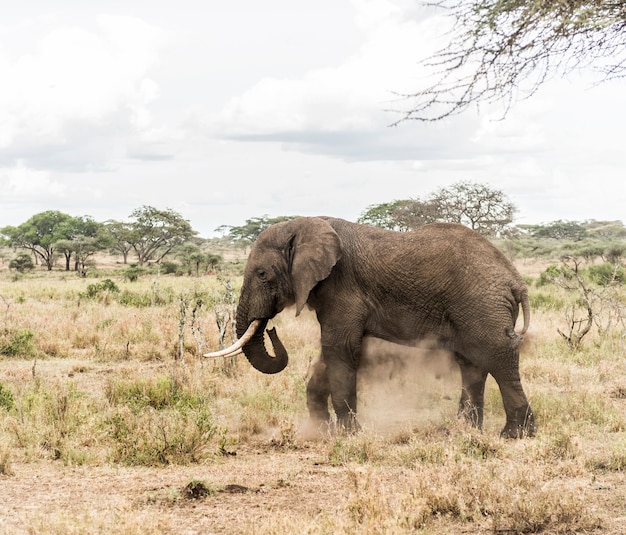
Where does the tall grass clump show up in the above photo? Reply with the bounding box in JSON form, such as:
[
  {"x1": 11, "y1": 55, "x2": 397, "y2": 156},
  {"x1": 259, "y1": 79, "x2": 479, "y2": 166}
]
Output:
[
  {"x1": 104, "y1": 405, "x2": 219, "y2": 466},
  {"x1": 104, "y1": 375, "x2": 207, "y2": 410},
  {"x1": 103, "y1": 374, "x2": 221, "y2": 465},
  {"x1": 7, "y1": 379, "x2": 100, "y2": 464},
  {"x1": 0, "y1": 444, "x2": 14, "y2": 476},
  {"x1": 0, "y1": 382, "x2": 16, "y2": 410}
]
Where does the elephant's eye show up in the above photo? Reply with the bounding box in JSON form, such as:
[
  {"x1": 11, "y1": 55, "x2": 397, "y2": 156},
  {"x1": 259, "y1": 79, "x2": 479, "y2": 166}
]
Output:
[{"x1": 257, "y1": 269, "x2": 268, "y2": 281}]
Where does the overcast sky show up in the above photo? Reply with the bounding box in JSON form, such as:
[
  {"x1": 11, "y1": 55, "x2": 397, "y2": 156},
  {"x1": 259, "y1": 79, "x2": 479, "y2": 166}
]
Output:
[{"x1": 1, "y1": 0, "x2": 624, "y2": 237}]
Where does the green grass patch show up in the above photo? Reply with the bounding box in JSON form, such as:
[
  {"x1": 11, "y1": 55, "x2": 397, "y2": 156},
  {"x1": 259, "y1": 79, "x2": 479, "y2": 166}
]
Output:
[
  {"x1": 105, "y1": 375, "x2": 209, "y2": 411},
  {"x1": 0, "y1": 329, "x2": 35, "y2": 357}
]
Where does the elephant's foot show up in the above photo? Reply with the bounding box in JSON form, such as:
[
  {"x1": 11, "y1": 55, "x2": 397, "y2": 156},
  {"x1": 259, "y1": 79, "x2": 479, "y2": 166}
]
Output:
[
  {"x1": 303, "y1": 414, "x2": 360, "y2": 437},
  {"x1": 500, "y1": 405, "x2": 536, "y2": 439},
  {"x1": 336, "y1": 412, "x2": 361, "y2": 434}
]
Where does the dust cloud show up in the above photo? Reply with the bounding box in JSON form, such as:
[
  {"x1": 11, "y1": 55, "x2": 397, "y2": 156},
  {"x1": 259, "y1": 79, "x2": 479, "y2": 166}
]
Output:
[{"x1": 356, "y1": 337, "x2": 460, "y2": 434}]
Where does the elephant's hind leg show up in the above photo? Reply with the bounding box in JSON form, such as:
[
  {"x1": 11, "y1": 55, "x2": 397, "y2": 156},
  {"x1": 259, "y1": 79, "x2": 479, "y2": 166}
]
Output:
[
  {"x1": 455, "y1": 353, "x2": 488, "y2": 429},
  {"x1": 491, "y1": 355, "x2": 535, "y2": 438}
]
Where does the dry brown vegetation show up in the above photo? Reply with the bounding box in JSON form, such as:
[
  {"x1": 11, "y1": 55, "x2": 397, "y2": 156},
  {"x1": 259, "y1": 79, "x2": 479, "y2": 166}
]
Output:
[{"x1": 1, "y1": 258, "x2": 625, "y2": 534}]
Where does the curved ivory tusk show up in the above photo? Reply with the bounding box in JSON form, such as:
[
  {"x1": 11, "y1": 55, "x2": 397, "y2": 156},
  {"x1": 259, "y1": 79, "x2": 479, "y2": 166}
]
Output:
[{"x1": 203, "y1": 319, "x2": 262, "y2": 358}]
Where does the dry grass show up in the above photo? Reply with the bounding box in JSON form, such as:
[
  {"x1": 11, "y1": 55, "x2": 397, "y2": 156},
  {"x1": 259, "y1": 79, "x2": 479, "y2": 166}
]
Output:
[{"x1": 1, "y1": 261, "x2": 625, "y2": 534}]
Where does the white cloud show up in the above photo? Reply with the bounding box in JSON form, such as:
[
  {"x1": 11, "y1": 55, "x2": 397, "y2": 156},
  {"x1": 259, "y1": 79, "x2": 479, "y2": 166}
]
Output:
[
  {"x1": 0, "y1": 162, "x2": 65, "y2": 198},
  {"x1": 0, "y1": 14, "x2": 170, "y2": 169},
  {"x1": 214, "y1": 0, "x2": 449, "y2": 150}
]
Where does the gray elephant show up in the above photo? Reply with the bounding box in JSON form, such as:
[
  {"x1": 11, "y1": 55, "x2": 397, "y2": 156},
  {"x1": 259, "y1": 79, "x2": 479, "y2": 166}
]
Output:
[{"x1": 206, "y1": 216, "x2": 535, "y2": 438}]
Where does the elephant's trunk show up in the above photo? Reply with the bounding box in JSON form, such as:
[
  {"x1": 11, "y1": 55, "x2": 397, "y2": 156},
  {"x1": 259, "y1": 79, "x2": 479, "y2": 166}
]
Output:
[
  {"x1": 204, "y1": 318, "x2": 289, "y2": 374},
  {"x1": 234, "y1": 319, "x2": 288, "y2": 374}
]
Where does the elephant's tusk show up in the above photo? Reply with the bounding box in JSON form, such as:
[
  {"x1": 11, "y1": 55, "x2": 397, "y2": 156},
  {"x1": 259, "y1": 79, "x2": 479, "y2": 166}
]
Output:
[{"x1": 203, "y1": 319, "x2": 262, "y2": 358}]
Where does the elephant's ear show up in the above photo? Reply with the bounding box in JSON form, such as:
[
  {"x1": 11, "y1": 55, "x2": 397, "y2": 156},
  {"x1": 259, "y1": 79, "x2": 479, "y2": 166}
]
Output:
[{"x1": 290, "y1": 218, "x2": 342, "y2": 316}]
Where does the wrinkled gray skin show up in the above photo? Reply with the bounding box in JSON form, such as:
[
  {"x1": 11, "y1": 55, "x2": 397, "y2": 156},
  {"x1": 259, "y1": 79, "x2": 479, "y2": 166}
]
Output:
[{"x1": 236, "y1": 216, "x2": 535, "y2": 438}]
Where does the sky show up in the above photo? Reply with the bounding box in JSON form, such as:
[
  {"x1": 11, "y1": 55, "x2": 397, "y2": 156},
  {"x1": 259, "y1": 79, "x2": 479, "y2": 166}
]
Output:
[{"x1": 1, "y1": 0, "x2": 624, "y2": 238}]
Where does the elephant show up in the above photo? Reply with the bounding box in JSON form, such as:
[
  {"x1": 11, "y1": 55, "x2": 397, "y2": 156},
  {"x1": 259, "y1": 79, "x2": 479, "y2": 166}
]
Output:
[{"x1": 206, "y1": 216, "x2": 535, "y2": 438}]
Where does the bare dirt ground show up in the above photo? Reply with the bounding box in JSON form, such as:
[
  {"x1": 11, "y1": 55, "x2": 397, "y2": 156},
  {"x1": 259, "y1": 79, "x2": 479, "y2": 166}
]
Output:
[
  {"x1": 1, "y1": 445, "x2": 348, "y2": 534},
  {"x1": 2, "y1": 446, "x2": 626, "y2": 535}
]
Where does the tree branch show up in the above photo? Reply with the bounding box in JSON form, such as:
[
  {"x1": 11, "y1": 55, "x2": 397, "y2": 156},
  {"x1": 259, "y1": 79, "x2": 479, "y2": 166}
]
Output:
[{"x1": 393, "y1": 0, "x2": 626, "y2": 122}]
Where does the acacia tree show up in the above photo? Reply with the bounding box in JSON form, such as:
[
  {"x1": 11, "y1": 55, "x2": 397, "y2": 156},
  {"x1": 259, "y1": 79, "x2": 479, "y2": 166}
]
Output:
[
  {"x1": 104, "y1": 221, "x2": 135, "y2": 263},
  {"x1": 128, "y1": 206, "x2": 196, "y2": 265},
  {"x1": 397, "y1": 1, "x2": 626, "y2": 121},
  {"x1": 429, "y1": 181, "x2": 517, "y2": 236},
  {"x1": 54, "y1": 216, "x2": 108, "y2": 271},
  {"x1": 219, "y1": 215, "x2": 300, "y2": 245},
  {"x1": 0, "y1": 211, "x2": 74, "y2": 270},
  {"x1": 358, "y1": 199, "x2": 439, "y2": 231},
  {"x1": 528, "y1": 220, "x2": 588, "y2": 241},
  {"x1": 358, "y1": 181, "x2": 516, "y2": 236}
]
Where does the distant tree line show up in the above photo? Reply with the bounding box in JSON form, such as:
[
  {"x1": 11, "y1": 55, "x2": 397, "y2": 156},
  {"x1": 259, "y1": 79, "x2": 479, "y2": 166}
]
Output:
[
  {"x1": 1, "y1": 182, "x2": 625, "y2": 274},
  {"x1": 215, "y1": 215, "x2": 301, "y2": 245},
  {"x1": 1, "y1": 206, "x2": 201, "y2": 275}
]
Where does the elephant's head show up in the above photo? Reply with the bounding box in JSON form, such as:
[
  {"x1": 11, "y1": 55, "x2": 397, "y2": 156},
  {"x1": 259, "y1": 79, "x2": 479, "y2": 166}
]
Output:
[{"x1": 206, "y1": 217, "x2": 342, "y2": 373}]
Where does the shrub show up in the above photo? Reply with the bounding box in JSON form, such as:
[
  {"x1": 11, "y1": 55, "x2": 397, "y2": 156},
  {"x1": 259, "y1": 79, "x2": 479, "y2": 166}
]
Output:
[
  {"x1": 161, "y1": 261, "x2": 179, "y2": 275},
  {"x1": 118, "y1": 285, "x2": 174, "y2": 307},
  {"x1": 118, "y1": 290, "x2": 153, "y2": 307},
  {"x1": 530, "y1": 291, "x2": 565, "y2": 311},
  {"x1": 8, "y1": 381, "x2": 96, "y2": 464},
  {"x1": 0, "y1": 329, "x2": 35, "y2": 357},
  {"x1": 80, "y1": 279, "x2": 120, "y2": 300},
  {"x1": 9, "y1": 253, "x2": 35, "y2": 273},
  {"x1": 0, "y1": 382, "x2": 15, "y2": 410},
  {"x1": 104, "y1": 406, "x2": 218, "y2": 465},
  {"x1": 536, "y1": 264, "x2": 563, "y2": 287},
  {"x1": 586, "y1": 263, "x2": 625, "y2": 286},
  {"x1": 124, "y1": 265, "x2": 143, "y2": 282}
]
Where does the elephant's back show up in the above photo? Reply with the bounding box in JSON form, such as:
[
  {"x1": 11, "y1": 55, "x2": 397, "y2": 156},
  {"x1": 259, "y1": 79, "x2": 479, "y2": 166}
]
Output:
[{"x1": 325, "y1": 218, "x2": 524, "y2": 286}]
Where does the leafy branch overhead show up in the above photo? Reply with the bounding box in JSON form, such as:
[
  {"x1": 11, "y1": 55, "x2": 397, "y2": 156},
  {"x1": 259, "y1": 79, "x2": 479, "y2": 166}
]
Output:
[{"x1": 396, "y1": 0, "x2": 626, "y2": 121}]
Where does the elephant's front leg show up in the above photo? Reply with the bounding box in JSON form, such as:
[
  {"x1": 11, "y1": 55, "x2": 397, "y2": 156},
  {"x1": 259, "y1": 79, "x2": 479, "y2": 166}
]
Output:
[
  {"x1": 324, "y1": 349, "x2": 360, "y2": 433},
  {"x1": 306, "y1": 359, "x2": 331, "y2": 424},
  {"x1": 316, "y1": 313, "x2": 364, "y2": 432}
]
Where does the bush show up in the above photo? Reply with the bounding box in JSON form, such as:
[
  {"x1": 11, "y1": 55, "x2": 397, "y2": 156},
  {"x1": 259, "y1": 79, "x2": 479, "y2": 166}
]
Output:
[
  {"x1": 105, "y1": 406, "x2": 218, "y2": 465},
  {"x1": 9, "y1": 253, "x2": 35, "y2": 273},
  {"x1": 0, "y1": 329, "x2": 35, "y2": 357},
  {"x1": 124, "y1": 265, "x2": 143, "y2": 282},
  {"x1": 118, "y1": 290, "x2": 154, "y2": 307},
  {"x1": 103, "y1": 377, "x2": 218, "y2": 466},
  {"x1": 161, "y1": 261, "x2": 179, "y2": 275},
  {"x1": 118, "y1": 285, "x2": 175, "y2": 307},
  {"x1": 536, "y1": 264, "x2": 563, "y2": 287},
  {"x1": 586, "y1": 263, "x2": 625, "y2": 286},
  {"x1": 81, "y1": 279, "x2": 120, "y2": 300},
  {"x1": 530, "y1": 291, "x2": 565, "y2": 311}
]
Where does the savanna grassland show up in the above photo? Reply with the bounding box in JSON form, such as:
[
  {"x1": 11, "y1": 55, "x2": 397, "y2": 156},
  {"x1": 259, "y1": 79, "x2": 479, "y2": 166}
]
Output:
[{"x1": 1, "y1": 254, "x2": 625, "y2": 535}]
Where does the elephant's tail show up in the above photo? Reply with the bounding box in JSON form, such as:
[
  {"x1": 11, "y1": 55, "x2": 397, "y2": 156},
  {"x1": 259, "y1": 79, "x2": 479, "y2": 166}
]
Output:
[
  {"x1": 508, "y1": 287, "x2": 530, "y2": 340},
  {"x1": 519, "y1": 288, "x2": 530, "y2": 336}
]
